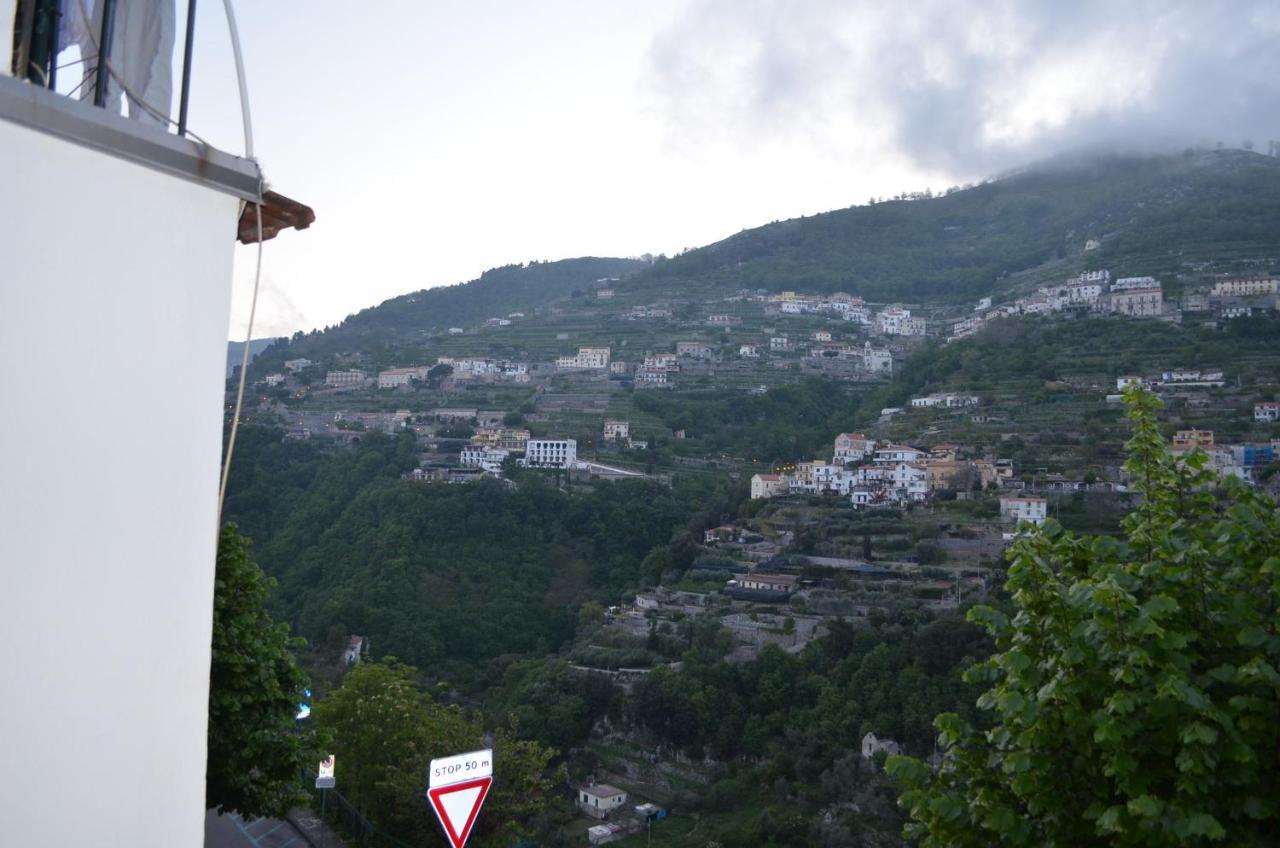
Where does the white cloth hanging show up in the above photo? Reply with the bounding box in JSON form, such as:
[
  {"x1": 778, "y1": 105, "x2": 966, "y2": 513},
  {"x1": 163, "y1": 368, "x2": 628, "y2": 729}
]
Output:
[{"x1": 73, "y1": 0, "x2": 175, "y2": 125}]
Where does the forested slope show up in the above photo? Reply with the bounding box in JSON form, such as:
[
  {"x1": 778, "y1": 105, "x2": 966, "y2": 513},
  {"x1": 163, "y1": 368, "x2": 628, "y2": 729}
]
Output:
[{"x1": 631, "y1": 150, "x2": 1280, "y2": 302}]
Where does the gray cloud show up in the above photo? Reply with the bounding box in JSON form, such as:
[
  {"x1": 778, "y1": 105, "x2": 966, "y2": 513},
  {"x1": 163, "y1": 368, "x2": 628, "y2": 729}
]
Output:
[{"x1": 646, "y1": 0, "x2": 1280, "y2": 177}]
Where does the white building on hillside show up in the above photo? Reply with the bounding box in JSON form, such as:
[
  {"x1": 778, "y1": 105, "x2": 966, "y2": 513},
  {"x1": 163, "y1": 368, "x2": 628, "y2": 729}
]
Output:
[
  {"x1": 603, "y1": 420, "x2": 630, "y2": 442},
  {"x1": 834, "y1": 433, "x2": 876, "y2": 463},
  {"x1": 523, "y1": 439, "x2": 578, "y2": 468},
  {"x1": 860, "y1": 342, "x2": 893, "y2": 373},
  {"x1": 557, "y1": 346, "x2": 611, "y2": 369},
  {"x1": 1212, "y1": 277, "x2": 1279, "y2": 297},
  {"x1": 460, "y1": 446, "x2": 510, "y2": 475},
  {"x1": 1000, "y1": 495, "x2": 1048, "y2": 525},
  {"x1": 875, "y1": 444, "x2": 924, "y2": 463},
  {"x1": 877, "y1": 306, "x2": 926, "y2": 336},
  {"x1": 1109, "y1": 286, "x2": 1163, "y2": 317},
  {"x1": 326, "y1": 369, "x2": 367, "y2": 388},
  {"x1": 1254, "y1": 402, "x2": 1280, "y2": 422},
  {"x1": 751, "y1": 473, "x2": 789, "y2": 499}
]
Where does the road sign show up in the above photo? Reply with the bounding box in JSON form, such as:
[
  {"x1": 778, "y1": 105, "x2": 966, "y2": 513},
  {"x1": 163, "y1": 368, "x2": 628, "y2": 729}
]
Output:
[
  {"x1": 429, "y1": 748, "x2": 493, "y2": 788},
  {"x1": 428, "y1": 777, "x2": 492, "y2": 848},
  {"x1": 315, "y1": 755, "x2": 335, "y2": 790},
  {"x1": 427, "y1": 749, "x2": 493, "y2": 848}
]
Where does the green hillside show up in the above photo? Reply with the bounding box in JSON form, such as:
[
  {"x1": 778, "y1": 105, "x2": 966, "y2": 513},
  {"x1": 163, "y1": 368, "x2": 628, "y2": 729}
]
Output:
[
  {"x1": 254, "y1": 256, "x2": 646, "y2": 368},
  {"x1": 631, "y1": 149, "x2": 1280, "y2": 303}
]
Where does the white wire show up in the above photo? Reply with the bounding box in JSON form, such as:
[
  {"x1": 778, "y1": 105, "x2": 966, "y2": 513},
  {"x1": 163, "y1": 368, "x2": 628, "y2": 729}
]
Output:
[
  {"x1": 217, "y1": 204, "x2": 264, "y2": 524},
  {"x1": 215, "y1": 0, "x2": 262, "y2": 526},
  {"x1": 220, "y1": 0, "x2": 254, "y2": 159}
]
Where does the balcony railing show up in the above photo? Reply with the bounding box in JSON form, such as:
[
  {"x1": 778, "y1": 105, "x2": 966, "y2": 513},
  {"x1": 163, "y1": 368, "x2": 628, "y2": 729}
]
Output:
[{"x1": 11, "y1": 0, "x2": 207, "y2": 136}]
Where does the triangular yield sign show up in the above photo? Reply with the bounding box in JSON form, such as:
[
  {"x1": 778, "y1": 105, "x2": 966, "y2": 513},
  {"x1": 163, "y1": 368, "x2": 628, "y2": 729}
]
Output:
[{"x1": 427, "y1": 775, "x2": 493, "y2": 848}]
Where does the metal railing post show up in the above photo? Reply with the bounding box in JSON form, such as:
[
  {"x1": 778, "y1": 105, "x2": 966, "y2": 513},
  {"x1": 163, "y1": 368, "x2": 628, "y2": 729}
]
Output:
[
  {"x1": 92, "y1": 0, "x2": 119, "y2": 107},
  {"x1": 177, "y1": 0, "x2": 198, "y2": 135}
]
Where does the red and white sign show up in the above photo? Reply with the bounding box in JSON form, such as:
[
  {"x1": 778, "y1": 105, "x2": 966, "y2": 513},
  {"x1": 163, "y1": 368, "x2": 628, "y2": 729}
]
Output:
[{"x1": 427, "y1": 749, "x2": 493, "y2": 848}]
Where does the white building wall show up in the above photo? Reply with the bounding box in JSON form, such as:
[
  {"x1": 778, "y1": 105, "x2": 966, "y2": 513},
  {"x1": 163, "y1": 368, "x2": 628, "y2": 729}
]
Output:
[{"x1": 0, "y1": 116, "x2": 241, "y2": 847}]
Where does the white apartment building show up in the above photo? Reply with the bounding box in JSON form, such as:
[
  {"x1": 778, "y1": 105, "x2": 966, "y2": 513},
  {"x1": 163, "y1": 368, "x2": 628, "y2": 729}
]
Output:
[
  {"x1": 834, "y1": 433, "x2": 876, "y2": 463},
  {"x1": 877, "y1": 307, "x2": 926, "y2": 336},
  {"x1": 770, "y1": 336, "x2": 790, "y2": 351},
  {"x1": 635, "y1": 366, "x2": 669, "y2": 386},
  {"x1": 875, "y1": 444, "x2": 924, "y2": 463},
  {"x1": 1000, "y1": 495, "x2": 1048, "y2": 525},
  {"x1": 813, "y1": 330, "x2": 832, "y2": 342},
  {"x1": 325, "y1": 369, "x2": 367, "y2": 388},
  {"x1": 557, "y1": 346, "x2": 611, "y2": 369},
  {"x1": 603, "y1": 420, "x2": 630, "y2": 441},
  {"x1": 284, "y1": 357, "x2": 312, "y2": 372},
  {"x1": 523, "y1": 439, "x2": 578, "y2": 468},
  {"x1": 911, "y1": 393, "x2": 980, "y2": 409},
  {"x1": 1109, "y1": 286, "x2": 1163, "y2": 317},
  {"x1": 780, "y1": 301, "x2": 806, "y2": 314},
  {"x1": 1117, "y1": 376, "x2": 1143, "y2": 390},
  {"x1": 1066, "y1": 281, "x2": 1104, "y2": 304},
  {"x1": 459, "y1": 446, "x2": 510, "y2": 475},
  {"x1": 643, "y1": 352, "x2": 678, "y2": 369},
  {"x1": 740, "y1": 344, "x2": 760, "y2": 357},
  {"x1": 378, "y1": 366, "x2": 427, "y2": 388},
  {"x1": 1255, "y1": 402, "x2": 1280, "y2": 422},
  {"x1": 264, "y1": 373, "x2": 285, "y2": 387},
  {"x1": 1112, "y1": 276, "x2": 1158, "y2": 292},
  {"x1": 843, "y1": 305, "x2": 872, "y2": 324},
  {"x1": 1212, "y1": 277, "x2": 1279, "y2": 297}
]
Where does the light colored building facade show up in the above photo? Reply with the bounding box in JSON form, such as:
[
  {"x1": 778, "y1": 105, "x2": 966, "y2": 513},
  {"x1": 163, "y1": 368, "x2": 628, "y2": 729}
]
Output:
[
  {"x1": 676, "y1": 341, "x2": 713, "y2": 358},
  {"x1": 1254, "y1": 402, "x2": 1280, "y2": 422},
  {"x1": 378, "y1": 366, "x2": 427, "y2": 388},
  {"x1": 326, "y1": 369, "x2": 367, "y2": 387},
  {"x1": 1000, "y1": 495, "x2": 1048, "y2": 525},
  {"x1": 557, "y1": 346, "x2": 611, "y2": 369},
  {"x1": 1212, "y1": 277, "x2": 1279, "y2": 297},
  {"x1": 459, "y1": 446, "x2": 510, "y2": 475},
  {"x1": 0, "y1": 59, "x2": 292, "y2": 846},
  {"x1": 578, "y1": 785, "x2": 628, "y2": 819},
  {"x1": 834, "y1": 433, "x2": 876, "y2": 463},
  {"x1": 603, "y1": 420, "x2": 630, "y2": 441},
  {"x1": 1109, "y1": 286, "x2": 1163, "y2": 317},
  {"x1": 523, "y1": 439, "x2": 578, "y2": 468},
  {"x1": 750, "y1": 473, "x2": 789, "y2": 499}
]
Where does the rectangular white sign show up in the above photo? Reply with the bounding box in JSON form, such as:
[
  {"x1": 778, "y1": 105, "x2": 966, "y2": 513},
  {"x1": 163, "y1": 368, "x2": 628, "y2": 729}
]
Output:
[{"x1": 429, "y1": 748, "x2": 493, "y2": 788}]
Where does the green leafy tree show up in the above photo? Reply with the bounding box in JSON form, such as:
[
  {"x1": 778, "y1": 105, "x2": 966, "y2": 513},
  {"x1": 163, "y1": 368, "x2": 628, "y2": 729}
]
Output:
[
  {"x1": 312, "y1": 659, "x2": 563, "y2": 846},
  {"x1": 207, "y1": 525, "x2": 319, "y2": 818},
  {"x1": 890, "y1": 389, "x2": 1280, "y2": 846}
]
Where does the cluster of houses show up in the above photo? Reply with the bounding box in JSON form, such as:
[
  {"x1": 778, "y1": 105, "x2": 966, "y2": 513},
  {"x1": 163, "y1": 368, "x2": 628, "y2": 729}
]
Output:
[
  {"x1": 1166, "y1": 428, "x2": 1277, "y2": 483},
  {"x1": 751, "y1": 436, "x2": 1004, "y2": 509},
  {"x1": 756, "y1": 291, "x2": 930, "y2": 337},
  {"x1": 737, "y1": 339, "x2": 893, "y2": 374},
  {"x1": 953, "y1": 272, "x2": 1280, "y2": 342}
]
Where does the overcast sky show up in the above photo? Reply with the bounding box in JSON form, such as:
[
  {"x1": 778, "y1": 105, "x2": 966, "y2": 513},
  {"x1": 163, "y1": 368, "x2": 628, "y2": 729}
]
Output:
[{"x1": 181, "y1": 1, "x2": 1279, "y2": 340}]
